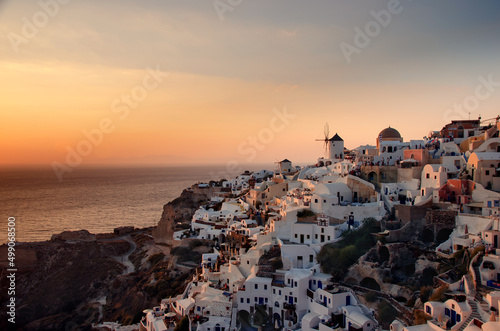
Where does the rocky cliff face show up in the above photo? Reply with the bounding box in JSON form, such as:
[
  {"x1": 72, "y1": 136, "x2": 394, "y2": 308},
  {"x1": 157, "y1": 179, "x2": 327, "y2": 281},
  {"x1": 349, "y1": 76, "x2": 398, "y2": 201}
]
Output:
[
  {"x1": 0, "y1": 229, "x2": 195, "y2": 330},
  {"x1": 0, "y1": 238, "x2": 128, "y2": 330},
  {"x1": 152, "y1": 188, "x2": 212, "y2": 244}
]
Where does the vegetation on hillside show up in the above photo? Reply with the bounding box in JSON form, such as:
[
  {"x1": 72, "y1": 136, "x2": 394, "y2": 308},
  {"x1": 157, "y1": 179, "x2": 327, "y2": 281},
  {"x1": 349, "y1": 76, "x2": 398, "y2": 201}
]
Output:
[{"x1": 316, "y1": 218, "x2": 378, "y2": 280}]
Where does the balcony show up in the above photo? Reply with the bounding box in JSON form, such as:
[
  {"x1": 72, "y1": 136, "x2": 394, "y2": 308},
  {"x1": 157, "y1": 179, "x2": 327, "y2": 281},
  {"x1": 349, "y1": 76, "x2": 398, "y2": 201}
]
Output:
[
  {"x1": 283, "y1": 303, "x2": 296, "y2": 310},
  {"x1": 272, "y1": 280, "x2": 286, "y2": 288}
]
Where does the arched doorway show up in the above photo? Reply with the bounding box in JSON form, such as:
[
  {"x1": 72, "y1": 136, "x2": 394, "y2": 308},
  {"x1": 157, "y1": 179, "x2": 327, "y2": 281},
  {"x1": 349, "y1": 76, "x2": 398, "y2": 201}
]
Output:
[
  {"x1": 360, "y1": 277, "x2": 381, "y2": 291},
  {"x1": 378, "y1": 245, "x2": 390, "y2": 264}
]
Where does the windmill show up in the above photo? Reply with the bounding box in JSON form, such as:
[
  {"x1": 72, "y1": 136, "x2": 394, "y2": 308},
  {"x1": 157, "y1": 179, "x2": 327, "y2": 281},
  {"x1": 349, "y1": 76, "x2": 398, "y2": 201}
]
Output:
[{"x1": 316, "y1": 123, "x2": 330, "y2": 159}]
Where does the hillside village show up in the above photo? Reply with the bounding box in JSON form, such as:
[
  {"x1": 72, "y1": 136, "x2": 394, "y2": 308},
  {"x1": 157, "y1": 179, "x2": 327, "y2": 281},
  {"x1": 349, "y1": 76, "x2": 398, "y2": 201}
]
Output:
[{"x1": 143, "y1": 118, "x2": 500, "y2": 331}]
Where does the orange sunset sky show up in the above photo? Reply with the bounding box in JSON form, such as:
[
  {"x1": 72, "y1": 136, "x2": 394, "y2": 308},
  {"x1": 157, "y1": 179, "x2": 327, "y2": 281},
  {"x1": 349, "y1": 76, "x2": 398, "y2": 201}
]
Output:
[{"x1": 1, "y1": 1, "x2": 500, "y2": 166}]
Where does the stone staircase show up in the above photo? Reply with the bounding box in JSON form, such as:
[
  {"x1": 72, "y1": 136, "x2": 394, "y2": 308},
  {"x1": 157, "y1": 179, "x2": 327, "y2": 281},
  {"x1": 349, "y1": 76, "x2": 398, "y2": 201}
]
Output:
[
  {"x1": 472, "y1": 254, "x2": 491, "y2": 299},
  {"x1": 458, "y1": 298, "x2": 482, "y2": 331}
]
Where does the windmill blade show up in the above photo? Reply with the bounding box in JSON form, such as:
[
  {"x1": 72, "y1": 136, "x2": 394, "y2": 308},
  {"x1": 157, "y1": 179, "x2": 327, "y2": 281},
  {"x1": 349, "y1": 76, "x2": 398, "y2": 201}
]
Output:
[{"x1": 324, "y1": 123, "x2": 330, "y2": 140}]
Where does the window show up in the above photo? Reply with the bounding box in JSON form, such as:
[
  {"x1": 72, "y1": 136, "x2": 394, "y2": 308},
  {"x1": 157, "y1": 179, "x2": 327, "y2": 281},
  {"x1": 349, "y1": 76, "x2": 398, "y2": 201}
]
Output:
[
  {"x1": 315, "y1": 234, "x2": 318, "y2": 239},
  {"x1": 321, "y1": 228, "x2": 324, "y2": 233},
  {"x1": 247, "y1": 261, "x2": 249, "y2": 265},
  {"x1": 279, "y1": 290, "x2": 281, "y2": 295},
  {"x1": 445, "y1": 308, "x2": 450, "y2": 316},
  {"x1": 307, "y1": 235, "x2": 310, "y2": 239},
  {"x1": 288, "y1": 279, "x2": 290, "y2": 284},
  {"x1": 294, "y1": 282, "x2": 297, "y2": 287},
  {"x1": 295, "y1": 297, "x2": 297, "y2": 303},
  {"x1": 198, "y1": 306, "x2": 201, "y2": 311},
  {"x1": 240, "y1": 298, "x2": 243, "y2": 303},
  {"x1": 247, "y1": 298, "x2": 250, "y2": 303},
  {"x1": 255, "y1": 284, "x2": 258, "y2": 290},
  {"x1": 486, "y1": 170, "x2": 490, "y2": 176},
  {"x1": 426, "y1": 174, "x2": 430, "y2": 179},
  {"x1": 323, "y1": 199, "x2": 326, "y2": 203},
  {"x1": 310, "y1": 255, "x2": 314, "y2": 263},
  {"x1": 426, "y1": 306, "x2": 431, "y2": 314},
  {"x1": 328, "y1": 236, "x2": 331, "y2": 241},
  {"x1": 457, "y1": 314, "x2": 461, "y2": 322},
  {"x1": 273, "y1": 289, "x2": 275, "y2": 294},
  {"x1": 265, "y1": 298, "x2": 268, "y2": 303},
  {"x1": 254, "y1": 297, "x2": 257, "y2": 302},
  {"x1": 294, "y1": 234, "x2": 298, "y2": 238},
  {"x1": 264, "y1": 285, "x2": 267, "y2": 290},
  {"x1": 315, "y1": 199, "x2": 318, "y2": 203}
]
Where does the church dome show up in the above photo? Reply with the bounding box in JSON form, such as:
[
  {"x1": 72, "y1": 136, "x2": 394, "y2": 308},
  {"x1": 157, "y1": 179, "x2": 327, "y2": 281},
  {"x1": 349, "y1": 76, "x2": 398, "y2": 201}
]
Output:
[{"x1": 379, "y1": 127, "x2": 401, "y2": 140}]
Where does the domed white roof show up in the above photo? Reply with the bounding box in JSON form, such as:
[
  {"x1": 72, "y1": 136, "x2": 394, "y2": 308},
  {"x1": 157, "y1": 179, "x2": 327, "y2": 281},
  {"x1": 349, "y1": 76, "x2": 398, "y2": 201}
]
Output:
[{"x1": 315, "y1": 182, "x2": 351, "y2": 196}]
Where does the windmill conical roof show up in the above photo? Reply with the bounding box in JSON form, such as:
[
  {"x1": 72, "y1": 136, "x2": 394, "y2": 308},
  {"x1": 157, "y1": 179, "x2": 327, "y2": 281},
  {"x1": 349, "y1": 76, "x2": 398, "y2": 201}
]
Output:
[{"x1": 329, "y1": 133, "x2": 343, "y2": 141}]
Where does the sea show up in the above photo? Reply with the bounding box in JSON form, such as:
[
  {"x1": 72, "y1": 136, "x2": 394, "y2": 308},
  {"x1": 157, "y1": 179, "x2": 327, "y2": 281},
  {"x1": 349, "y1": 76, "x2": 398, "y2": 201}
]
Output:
[{"x1": 0, "y1": 164, "x2": 269, "y2": 243}]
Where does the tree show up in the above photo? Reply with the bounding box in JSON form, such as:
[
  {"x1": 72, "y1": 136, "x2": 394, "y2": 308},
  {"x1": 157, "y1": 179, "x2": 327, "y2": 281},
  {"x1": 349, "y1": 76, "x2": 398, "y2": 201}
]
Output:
[
  {"x1": 377, "y1": 301, "x2": 398, "y2": 325},
  {"x1": 174, "y1": 316, "x2": 189, "y2": 331}
]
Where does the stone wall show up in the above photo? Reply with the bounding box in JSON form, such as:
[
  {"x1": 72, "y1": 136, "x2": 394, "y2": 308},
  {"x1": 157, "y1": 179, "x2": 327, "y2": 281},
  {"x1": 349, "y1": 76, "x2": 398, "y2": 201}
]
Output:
[
  {"x1": 359, "y1": 165, "x2": 398, "y2": 189},
  {"x1": 397, "y1": 166, "x2": 423, "y2": 182},
  {"x1": 346, "y1": 176, "x2": 377, "y2": 202}
]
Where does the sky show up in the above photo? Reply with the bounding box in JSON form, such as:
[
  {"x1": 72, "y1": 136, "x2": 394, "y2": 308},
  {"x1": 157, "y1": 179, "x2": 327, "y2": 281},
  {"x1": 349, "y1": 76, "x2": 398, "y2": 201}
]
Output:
[{"x1": 1, "y1": 0, "x2": 500, "y2": 167}]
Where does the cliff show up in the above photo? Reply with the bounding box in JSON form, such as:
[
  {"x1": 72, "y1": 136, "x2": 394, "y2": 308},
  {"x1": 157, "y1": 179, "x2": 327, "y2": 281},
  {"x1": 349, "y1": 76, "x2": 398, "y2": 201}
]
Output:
[
  {"x1": 152, "y1": 187, "x2": 222, "y2": 244},
  {"x1": 0, "y1": 228, "x2": 194, "y2": 330}
]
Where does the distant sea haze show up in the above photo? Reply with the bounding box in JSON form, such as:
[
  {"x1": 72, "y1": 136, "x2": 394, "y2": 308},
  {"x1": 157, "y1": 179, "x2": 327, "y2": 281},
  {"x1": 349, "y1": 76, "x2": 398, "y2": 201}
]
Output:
[{"x1": 0, "y1": 164, "x2": 269, "y2": 243}]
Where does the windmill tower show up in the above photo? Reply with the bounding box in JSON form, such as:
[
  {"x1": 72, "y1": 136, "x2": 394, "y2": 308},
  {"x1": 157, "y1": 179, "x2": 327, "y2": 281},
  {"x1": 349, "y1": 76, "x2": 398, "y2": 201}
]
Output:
[
  {"x1": 329, "y1": 133, "x2": 344, "y2": 160},
  {"x1": 316, "y1": 123, "x2": 344, "y2": 161}
]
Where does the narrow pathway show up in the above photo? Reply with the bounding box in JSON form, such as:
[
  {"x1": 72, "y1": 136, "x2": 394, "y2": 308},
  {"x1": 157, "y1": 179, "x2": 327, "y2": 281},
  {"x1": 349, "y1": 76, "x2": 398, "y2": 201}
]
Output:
[
  {"x1": 118, "y1": 235, "x2": 137, "y2": 275},
  {"x1": 98, "y1": 234, "x2": 137, "y2": 275},
  {"x1": 458, "y1": 298, "x2": 481, "y2": 331}
]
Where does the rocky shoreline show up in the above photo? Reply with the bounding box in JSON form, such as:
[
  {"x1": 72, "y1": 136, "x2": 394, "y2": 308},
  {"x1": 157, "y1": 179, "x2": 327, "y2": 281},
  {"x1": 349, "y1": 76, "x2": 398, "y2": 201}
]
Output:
[{"x1": 0, "y1": 187, "x2": 207, "y2": 330}]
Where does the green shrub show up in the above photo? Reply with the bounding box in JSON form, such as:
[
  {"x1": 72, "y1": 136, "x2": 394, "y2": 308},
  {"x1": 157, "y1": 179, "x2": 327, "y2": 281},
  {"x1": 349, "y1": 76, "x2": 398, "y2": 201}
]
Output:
[
  {"x1": 428, "y1": 285, "x2": 448, "y2": 302},
  {"x1": 297, "y1": 209, "x2": 315, "y2": 218},
  {"x1": 419, "y1": 286, "x2": 433, "y2": 303},
  {"x1": 174, "y1": 316, "x2": 189, "y2": 331},
  {"x1": 317, "y1": 218, "x2": 378, "y2": 280},
  {"x1": 377, "y1": 300, "x2": 399, "y2": 325}
]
